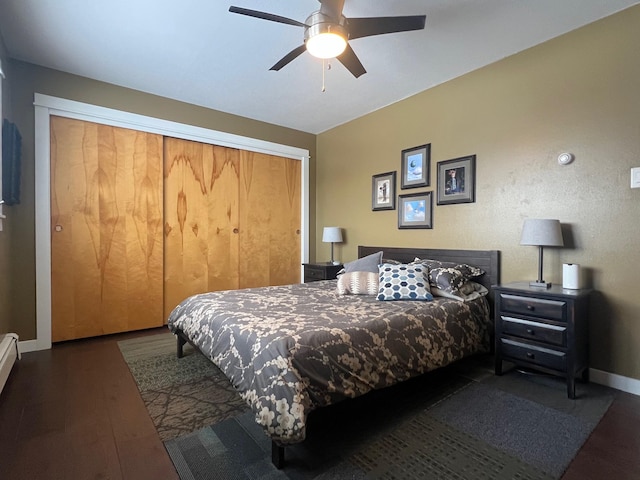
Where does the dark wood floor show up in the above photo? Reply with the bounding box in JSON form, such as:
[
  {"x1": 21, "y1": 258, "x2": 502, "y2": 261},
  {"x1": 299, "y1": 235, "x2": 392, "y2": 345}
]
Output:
[
  {"x1": 1, "y1": 327, "x2": 639, "y2": 479},
  {"x1": 0, "y1": 328, "x2": 178, "y2": 480}
]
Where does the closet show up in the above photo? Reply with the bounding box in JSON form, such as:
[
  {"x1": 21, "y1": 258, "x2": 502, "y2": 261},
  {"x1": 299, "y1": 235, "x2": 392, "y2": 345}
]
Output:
[
  {"x1": 163, "y1": 137, "x2": 301, "y2": 319},
  {"x1": 50, "y1": 117, "x2": 300, "y2": 342}
]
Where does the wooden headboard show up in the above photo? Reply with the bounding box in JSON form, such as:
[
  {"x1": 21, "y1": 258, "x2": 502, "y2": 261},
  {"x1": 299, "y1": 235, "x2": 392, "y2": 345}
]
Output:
[{"x1": 358, "y1": 246, "x2": 501, "y2": 308}]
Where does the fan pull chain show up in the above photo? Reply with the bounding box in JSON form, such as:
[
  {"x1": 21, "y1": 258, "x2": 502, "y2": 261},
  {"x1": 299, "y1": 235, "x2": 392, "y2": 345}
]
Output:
[
  {"x1": 322, "y1": 59, "x2": 326, "y2": 92},
  {"x1": 321, "y1": 59, "x2": 332, "y2": 93}
]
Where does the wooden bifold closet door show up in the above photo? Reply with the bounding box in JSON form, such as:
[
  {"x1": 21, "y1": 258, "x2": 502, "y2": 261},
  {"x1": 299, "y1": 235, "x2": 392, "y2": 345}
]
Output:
[
  {"x1": 50, "y1": 116, "x2": 164, "y2": 342},
  {"x1": 163, "y1": 137, "x2": 301, "y2": 320}
]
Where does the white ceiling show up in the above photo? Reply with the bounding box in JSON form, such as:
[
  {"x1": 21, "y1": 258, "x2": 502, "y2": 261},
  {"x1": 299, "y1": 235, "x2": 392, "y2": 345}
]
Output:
[{"x1": 0, "y1": 0, "x2": 638, "y2": 134}]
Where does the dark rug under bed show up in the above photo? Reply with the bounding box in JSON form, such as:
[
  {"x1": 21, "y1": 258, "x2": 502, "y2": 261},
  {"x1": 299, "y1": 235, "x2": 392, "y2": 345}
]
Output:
[{"x1": 119, "y1": 332, "x2": 614, "y2": 480}]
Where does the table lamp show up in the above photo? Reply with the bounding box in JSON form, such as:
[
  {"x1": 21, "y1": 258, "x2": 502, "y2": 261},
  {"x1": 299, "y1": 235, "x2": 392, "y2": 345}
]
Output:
[
  {"x1": 322, "y1": 227, "x2": 343, "y2": 265},
  {"x1": 520, "y1": 219, "x2": 564, "y2": 288}
]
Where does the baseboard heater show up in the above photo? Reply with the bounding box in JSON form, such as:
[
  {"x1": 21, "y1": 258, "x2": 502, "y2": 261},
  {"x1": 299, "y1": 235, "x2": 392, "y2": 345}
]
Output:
[{"x1": 0, "y1": 333, "x2": 20, "y2": 395}]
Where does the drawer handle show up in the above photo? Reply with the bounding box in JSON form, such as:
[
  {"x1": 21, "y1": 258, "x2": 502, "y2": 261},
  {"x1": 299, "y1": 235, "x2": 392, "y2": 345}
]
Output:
[
  {"x1": 526, "y1": 305, "x2": 535, "y2": 311},
  {"x1": 526, "y1": 329, "x2": 535, "y2": 335},
  {"x1": 526, "y1": 352, "x2": 535, "y2": 360}
]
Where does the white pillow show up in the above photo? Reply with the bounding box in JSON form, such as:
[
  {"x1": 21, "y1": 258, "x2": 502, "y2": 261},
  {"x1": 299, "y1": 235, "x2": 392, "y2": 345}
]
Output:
[{"x1": 336, "y1": 271, "x2": 379, "y2": 295}]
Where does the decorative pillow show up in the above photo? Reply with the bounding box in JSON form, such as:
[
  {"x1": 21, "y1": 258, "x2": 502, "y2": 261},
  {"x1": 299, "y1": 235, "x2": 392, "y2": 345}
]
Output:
[
  {"x1": 412, "y1": 257, "x2": 484, "y2": 296},
  {"x1": 336, "y1": 271, "x2": 379, "y2": 295},
  {"x1": 377, "y1": 263, "x2": 433, "y2": 301},
  {"x1": 382, "y1": 258, "x2": 403, "y2": 265},
  {"x1": 342, "y1": 251, "x2": 383, "y2": 273},
  {"x1": 431, "y1": 281, "x2": 489, "y2": 302}
]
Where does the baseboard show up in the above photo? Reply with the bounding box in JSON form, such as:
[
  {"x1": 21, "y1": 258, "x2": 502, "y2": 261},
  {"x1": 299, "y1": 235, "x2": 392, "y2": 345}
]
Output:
[
  {"x1": 17, "y1": 339, "x2": 38, "y2": 354},
  {"x1": 590, "y1": 368, "x2": 640, "y2": 396},
  {"x1": 1, "y1": 334, "x2": 20, "y2": 394}
]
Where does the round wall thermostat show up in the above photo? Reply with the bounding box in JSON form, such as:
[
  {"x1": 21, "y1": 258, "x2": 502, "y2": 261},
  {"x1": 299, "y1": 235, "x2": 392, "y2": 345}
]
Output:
[{"x1": 557, "y1": 152, "x2": 574, "y2": 165}]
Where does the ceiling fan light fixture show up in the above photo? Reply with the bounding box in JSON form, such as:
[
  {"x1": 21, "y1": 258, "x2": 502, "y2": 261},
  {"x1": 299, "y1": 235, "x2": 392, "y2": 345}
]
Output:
[
  {"x1": 305, "y1": 22, "x2": 347, "y2": 59},
  {"x1": 229, "y1": 4, "x2": 426, "y2": 78},
  {"x1": 306, "y1": 32, "x2": 347, "y2": 59}
]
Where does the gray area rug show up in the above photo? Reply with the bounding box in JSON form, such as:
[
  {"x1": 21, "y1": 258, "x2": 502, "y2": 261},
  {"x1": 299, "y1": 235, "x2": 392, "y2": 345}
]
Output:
[
  {"x1": 118, "y1": 333, "x2": 248, "y2": 440},
  {"x1": 119, "y1": 332, "x2": 614, "y2": 479}
]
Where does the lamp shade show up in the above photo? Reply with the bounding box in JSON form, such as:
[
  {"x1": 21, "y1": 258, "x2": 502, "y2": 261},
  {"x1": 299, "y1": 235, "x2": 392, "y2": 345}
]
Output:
[
  {"x1": 520, "y1": 219, "x2": 564, "y2": 247},
  {"x1": 322, "y1": 227, "x2": 343, "y2": 243}
]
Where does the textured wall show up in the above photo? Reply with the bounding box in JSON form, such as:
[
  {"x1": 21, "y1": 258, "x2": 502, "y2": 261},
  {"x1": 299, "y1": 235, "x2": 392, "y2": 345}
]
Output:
[
  {"x1": 316, "y1": 7, "x2": 640, "y2": 380},
  {"x1": 0, "y1": 35, "x2": 13, "y2": 334}
]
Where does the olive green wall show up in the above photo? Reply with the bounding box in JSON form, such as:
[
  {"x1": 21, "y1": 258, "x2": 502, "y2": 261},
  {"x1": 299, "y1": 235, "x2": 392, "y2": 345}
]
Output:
[
  {"x1": 316, "y1": 7, "x2": 640, "y2": 381},
  {"x1": 0, "y1": 33, "x2": 12, "y2": 333},
  {"x1": 1, "y1": 60, "x2": 316, "y2": 340}
]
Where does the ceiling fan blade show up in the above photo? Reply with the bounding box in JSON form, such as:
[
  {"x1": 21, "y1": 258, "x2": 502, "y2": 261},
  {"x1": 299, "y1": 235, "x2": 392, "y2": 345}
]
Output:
[
  {"x1": 229, "y1": 6, "x2": 306, "y2": 28},
  {"x1": 319, "y1": 0, "x2": 345, "y2": 20},
  {"x1": 270, "y1": 45, "x2": 307, "y2": 71},
  {"x1": 347, "y1": 15, "x2": 426, "y2": 40},
  {"x1": 337, "y1": 44, "x2": 366, "y2": 78}
]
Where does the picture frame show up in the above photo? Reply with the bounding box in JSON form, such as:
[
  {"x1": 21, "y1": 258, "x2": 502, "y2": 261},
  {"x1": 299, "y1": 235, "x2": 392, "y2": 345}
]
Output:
[
  {"x1": 400, "y1": 144, "x2": 431, "y2": 189},
  {"x1": 398, "y1": 191, "x2": 433, "y2": 229},
  {"x1": 372, "y1": 171, "x2": 396, "y2": 211},
  {"x1": 437, "y1": 154, "x2": 476, "y2": 205}
]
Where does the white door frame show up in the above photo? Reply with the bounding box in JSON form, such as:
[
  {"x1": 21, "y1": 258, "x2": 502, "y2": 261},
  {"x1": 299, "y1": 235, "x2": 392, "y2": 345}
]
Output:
[{"x1": 28, "y1": 93, "x2": 310, "y2": 352}]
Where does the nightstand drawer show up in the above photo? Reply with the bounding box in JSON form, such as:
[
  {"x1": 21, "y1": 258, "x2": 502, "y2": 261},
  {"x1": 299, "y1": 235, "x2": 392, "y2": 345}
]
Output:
[
  {"x1": 500, "y1": 338, "x2": 566, "y2": 371},
  {"x1": 500, "y1": 294, "x2": 566, "y2": 321},
  {"x1": 303, "y1": 263, "x2": 343, "y2": 282},
  {"x1": 304, "y1": 267, "x2": 325, "y2": 281},
  {"x1": 500, "y1": 316, "x2": 567, "y2": 346}
]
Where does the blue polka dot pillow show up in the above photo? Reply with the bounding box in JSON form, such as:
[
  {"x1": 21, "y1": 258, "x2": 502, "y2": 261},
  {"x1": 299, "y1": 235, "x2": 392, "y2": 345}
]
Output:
[{"x1": 377, "y1": 263, "x2": 433, "y2": 301}]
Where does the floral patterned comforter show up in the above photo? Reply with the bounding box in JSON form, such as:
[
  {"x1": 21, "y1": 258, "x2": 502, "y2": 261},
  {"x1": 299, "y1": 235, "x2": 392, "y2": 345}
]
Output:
[{"x1": 167, "y1": 280, "x2": 491, "y2": 444}]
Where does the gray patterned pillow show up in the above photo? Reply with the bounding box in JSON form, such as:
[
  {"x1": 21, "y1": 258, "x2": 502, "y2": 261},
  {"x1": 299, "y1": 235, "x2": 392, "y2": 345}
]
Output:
[
  {"x1": 431, "y1": 281, "x2": 489, "y2": 302},
  {"x1": 377, "y1": 263, "x2": 433, "y2": 301},
  {"x1": 412, "y1": 257, "x2": 484, "y2": 296},
  {"x1": 336, "y1": 271, "x2": 379, "y2": 295},
  {"x1": 382, "y1": 258, "x2": 403, "y2": 265}
]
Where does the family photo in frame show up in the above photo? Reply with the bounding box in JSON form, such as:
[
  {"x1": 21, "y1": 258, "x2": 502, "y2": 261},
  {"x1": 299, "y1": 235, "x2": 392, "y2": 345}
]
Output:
[{"x1": 437, "y1": 155, "x2": 476, "y2": 205}]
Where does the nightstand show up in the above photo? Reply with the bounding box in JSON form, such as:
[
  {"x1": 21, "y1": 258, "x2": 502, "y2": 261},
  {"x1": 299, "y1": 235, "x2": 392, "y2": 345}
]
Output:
[
  {"x1": 303, "y1": 262, "x2": 343, "y2": 282},
  {"x1": 493, "y1": 282, "x2": 592, "y2": 399}
]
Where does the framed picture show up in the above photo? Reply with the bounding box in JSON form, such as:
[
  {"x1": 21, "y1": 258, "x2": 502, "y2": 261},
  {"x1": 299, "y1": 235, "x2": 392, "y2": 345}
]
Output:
[
  {"x1": 372, "y1": 171, "x2": 396, "y2": 211},
  {"x1": 401, "y1": 144, "x2": 430, "y2": 189},
  {"x1": 437, "y1": 155, "x2": 476, "y2": 205},
  {"x1": 398, "y1": 191, "x2": 433, "y2": 229}
]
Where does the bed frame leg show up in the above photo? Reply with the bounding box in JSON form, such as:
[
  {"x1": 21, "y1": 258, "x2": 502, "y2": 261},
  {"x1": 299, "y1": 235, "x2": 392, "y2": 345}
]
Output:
[
  {"x1": 176, "y1": 334, "x2": 187, "y2": 358},
  {"x1": 271, "y1": 441, "x2": 285, "y2": 469}
]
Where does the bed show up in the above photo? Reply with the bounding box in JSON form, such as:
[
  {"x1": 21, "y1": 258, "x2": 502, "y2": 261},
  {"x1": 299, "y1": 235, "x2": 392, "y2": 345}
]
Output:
[{"x1": 167, "y1": 246, "x2": 500, "y2": 467}]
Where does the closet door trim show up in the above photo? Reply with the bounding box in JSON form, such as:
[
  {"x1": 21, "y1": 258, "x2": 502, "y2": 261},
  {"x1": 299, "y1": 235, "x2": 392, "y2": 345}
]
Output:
[{"x1": 31, "y1": 93, "x2": 310, "y2": 352}]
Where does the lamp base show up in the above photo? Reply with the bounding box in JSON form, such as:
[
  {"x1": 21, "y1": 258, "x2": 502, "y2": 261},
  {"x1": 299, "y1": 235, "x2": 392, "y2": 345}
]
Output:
[{"x1": 530, "y1": 281, "x2": 552, "y2": 288}]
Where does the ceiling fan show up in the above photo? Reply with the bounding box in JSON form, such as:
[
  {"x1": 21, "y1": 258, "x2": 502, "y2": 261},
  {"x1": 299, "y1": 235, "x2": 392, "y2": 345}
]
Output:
[{"x1": 229, "y1": 0, "x2": 426, "y2": 78}]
